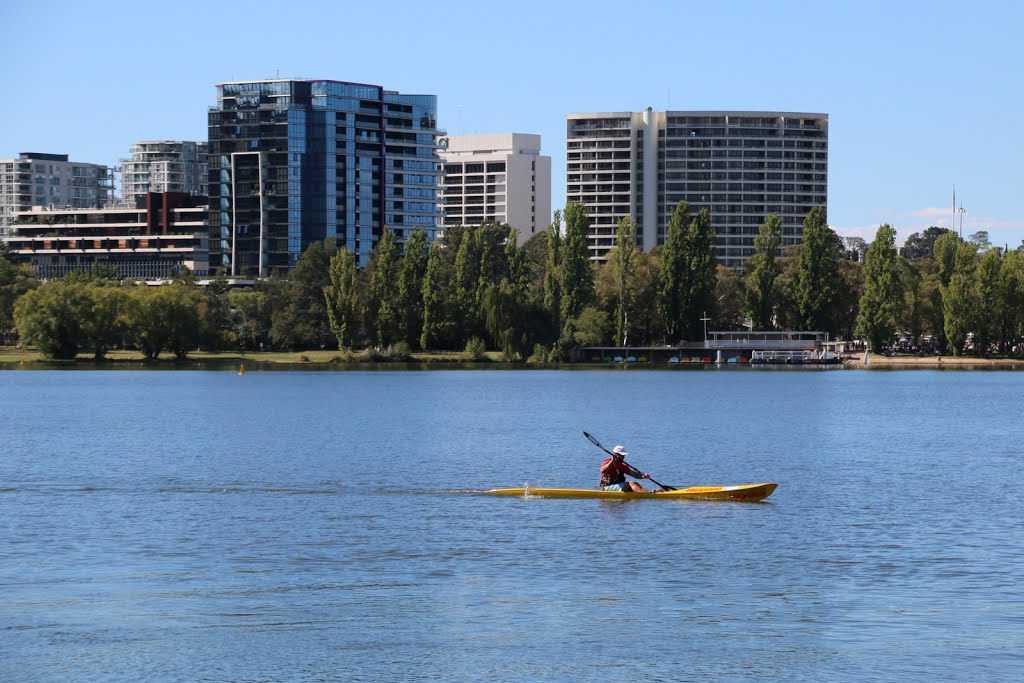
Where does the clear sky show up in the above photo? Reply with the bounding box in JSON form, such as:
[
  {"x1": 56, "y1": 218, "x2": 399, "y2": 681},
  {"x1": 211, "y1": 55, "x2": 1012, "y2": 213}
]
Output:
[{"x1": 5, "y1": 0, "x2": 1022, "y2": 247}]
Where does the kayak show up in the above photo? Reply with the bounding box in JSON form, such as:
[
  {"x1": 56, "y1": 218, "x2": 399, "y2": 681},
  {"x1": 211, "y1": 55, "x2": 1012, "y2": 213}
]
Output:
[{"x1": 484, "y1": 482, "x2": 777, "y2": 501}]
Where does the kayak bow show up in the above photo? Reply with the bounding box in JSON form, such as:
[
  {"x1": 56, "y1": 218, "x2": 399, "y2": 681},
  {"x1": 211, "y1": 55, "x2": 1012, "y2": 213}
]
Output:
[{"x1": 484, "y1": 482, "x2": 777, "y2": 501}]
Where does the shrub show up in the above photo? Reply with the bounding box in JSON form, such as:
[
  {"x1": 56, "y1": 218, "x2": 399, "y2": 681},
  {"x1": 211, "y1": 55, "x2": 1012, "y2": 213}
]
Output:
[{"x1": 464, "y1": 336, "x2": 487, "y2": 361}]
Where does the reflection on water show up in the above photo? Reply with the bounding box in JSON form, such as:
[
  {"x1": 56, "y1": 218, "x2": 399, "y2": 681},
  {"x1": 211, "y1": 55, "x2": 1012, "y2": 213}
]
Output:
[{"x1": 1, "y1": 370, "x2": 1021, "y2": 682}]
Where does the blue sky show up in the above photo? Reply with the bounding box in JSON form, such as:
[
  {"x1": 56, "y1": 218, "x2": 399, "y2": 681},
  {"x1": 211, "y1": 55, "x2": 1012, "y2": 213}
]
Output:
[{"x1": 5, "y1": 0, "x2": 1022, "y2": 247}]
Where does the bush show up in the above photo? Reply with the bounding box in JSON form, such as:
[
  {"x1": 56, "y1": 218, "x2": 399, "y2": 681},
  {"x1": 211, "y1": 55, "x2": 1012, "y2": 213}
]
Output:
[
  {"x1": 387, "y1": 341, "x2": 412, "y2": 361},
  {"x1": 527, "y1": 343, "x2": 549, "y2": 364},
  {"x1": 464, "y1": 336, "x2": 487, "y2": 361}
]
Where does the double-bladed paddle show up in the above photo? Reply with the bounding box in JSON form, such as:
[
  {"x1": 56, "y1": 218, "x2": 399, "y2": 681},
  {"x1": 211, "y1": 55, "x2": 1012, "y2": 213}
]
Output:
[{"x1": 583, "y1": 431, "x2": 676, "y2": 492}]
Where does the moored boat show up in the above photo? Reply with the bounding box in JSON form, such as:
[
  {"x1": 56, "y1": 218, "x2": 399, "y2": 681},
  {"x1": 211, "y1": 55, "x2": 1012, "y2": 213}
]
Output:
[{"x1": 484, "y1": 482, "x2": 777, "y2": 501}]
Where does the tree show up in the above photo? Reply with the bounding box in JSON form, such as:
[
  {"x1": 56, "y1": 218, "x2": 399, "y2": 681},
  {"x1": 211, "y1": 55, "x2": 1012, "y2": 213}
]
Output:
[
  {"x1": 658, "y1": 201, "x2": 690, "y2": 342},
  {"x1": 572, "y1": 306, "x2": 610, "y2": 347},
  {"x1": 973, "y1": 248, "x2": 1002, "y2": 355},
  {"x1": 82, "y1": 285, "x2": 128, "y2": 359},
  {"x1": 794, "y1": 207, "x2": 842, "y2": 334},
  {"x1": 903, "y1": 226, "x2": 954, "y2": 260},
  {"x1": 714, "y1": 265, "x2": 746, "y2": 330},
  {"x1": 367, "y1": 229, "x2": 400, "y2": 347},
  {"x1": 13, "y1": 281, "x2": 92, "y2": 359},
  {"x1": 229, "y1": 289, "x2": 271, "y2": 351},
  {"x1": 420, "y1": 241, "x2": 454, "y2": 350},
  {"x1": 613, "y1": 217, "x2": 638, "y2": 345},
  {"x1": 0, "y1": 255, "x2": 38, "y2": 344},
  {"x1": 942, "y1": 242, "x2": 978, "y2": 356},
  {"x1": 324, "y1": 246, "x2": 361, "y2": 350},
  {"x1": 658, "y1": 203, "x2": 716, "y2": 342},
  {"x1": 560, "y1": 202, "x2": 594, "y2": 330},
  {"x1": 856, "y1": 224, "x2": 903, "y2": 353},
  {"x1": 397, "y1": 229, "x2": 428, "y2": 348},
  {"x1": 968, "y1": 231, "x2": 991, "y2": 252},
  {"x1": 746, "y1": 212, "x2": 783, "y2": 329},
  {"x1": 543, "y1": 213, "x2": 562, "y2": 335},
  {"x1": 933, "y1": 232, "x2": 961, "y2": 287},
  {"x1": 269, "y1": 239, "x2": 336, "y2": 349}
]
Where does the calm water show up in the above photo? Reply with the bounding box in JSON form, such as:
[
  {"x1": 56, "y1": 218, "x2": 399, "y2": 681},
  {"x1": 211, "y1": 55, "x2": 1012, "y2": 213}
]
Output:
[{"x1": 1, "y1": 368, "x2": 1021, "y2": 682}]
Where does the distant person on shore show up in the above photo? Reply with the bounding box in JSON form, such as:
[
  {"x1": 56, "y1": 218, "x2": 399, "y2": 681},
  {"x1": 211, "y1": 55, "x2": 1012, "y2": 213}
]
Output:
[{"x1": 600, "y1": 445, "x2": 650, "y2": 492}]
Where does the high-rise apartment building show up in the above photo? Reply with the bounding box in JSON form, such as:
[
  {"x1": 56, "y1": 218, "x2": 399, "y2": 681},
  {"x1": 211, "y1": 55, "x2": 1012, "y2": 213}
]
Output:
[
  {"x1": 439, "y1": 134, "x2": 551, "y2": 245},
  {"x1": 0, "y1": 153, "x2": 114, "y2": 236},
  {"x1": 207, "y1": 78, "x2": 443, "y2": 275},
  {"x1": 119, "y1": 141, "x2": 208, "y2": 208},
  {"x1": 566, "y1": 110, "x2": 828, "y2": 269}
]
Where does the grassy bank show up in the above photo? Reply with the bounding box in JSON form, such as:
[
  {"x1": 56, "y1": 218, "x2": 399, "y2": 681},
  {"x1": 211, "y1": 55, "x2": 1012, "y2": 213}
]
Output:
[{"x1": 0, "y1": 346, "x2": 506, "y2": 366}]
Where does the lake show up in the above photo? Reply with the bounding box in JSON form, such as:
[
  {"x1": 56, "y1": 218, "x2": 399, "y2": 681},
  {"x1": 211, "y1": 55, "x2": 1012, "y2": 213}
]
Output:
[{"x1": 1, "y1": 368, "x2": 1021, "y2": 682}]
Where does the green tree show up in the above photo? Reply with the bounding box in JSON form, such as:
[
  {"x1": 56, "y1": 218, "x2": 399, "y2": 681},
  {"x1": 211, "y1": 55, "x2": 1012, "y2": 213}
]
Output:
[
  {"x1": 745, "y1": 212, "x2": 783, "y2": 329},
  {"x1": 560, "y1": 202, "x2": 594, "y2": 330},
  {"x1": 613, "y1": 217, "x2": 638, "y2": 345},
  {"x1": 973, "y1": 248, "x2": 1002, "y2": 355},
  {"x1": 0, "y1": 256, "x2": 39, "y2": 344},
  {"x1": 933, "y1": 231, "x2": 961, "y2": 287},
  {"x1": 229, "y1": 289, "x2": 271, "y2": 351},
  {"x1": 269, "y1": 239, "x2": 336, "y2": 349},
  {"x1": 794, "y1": 207, "x2": 842, "y2": 333},
  {"x1": 968, "y1": 231, "x2": 991, "y2": 252},
  {"x1": 903, "y1": 226, "x2": 954, "y2": 260},
  {"x1": 367, "y1": 229, "x2": 401, "y2": 347},
  {"x1": 942, "y1": 242, "x2": 978, "y2": 356},
  {"x1": 397, "y1": 228, "x2": 428, "y2": 348},
  {"x1": 83, "y1": 285, "x2": 128, "y2": 359},
  {"x1": 714, "y1": 265, "x2": 747, "y2": 330},
  {"x1": 420, "y1": 241, "x2": 455, "y2": 350},
  {"x1": 324, "y1": 246, "x2": 362, "y2": 350},
  {"x1": 856, "y1": 224, "x2": 903, "y2": 353},
  {"x1": 658, "y1": 203, "x2": 716, "y2": 342},
  {"x1": 658, "y1": 201, "x2": 691, "y2": 342},
  {"x1": 542, "y1": 212, "x2": 562, "y2": 334},
  {"x1": 572, "y1": 306, "x2": 610, "y2": 347},
  {"x1": 13, "y1": 281, "x2": 92, "y2": 359}
]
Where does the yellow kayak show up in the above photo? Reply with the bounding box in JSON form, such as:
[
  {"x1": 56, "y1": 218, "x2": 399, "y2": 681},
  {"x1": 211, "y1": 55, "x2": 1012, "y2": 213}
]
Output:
[{"x1": 484, "y1": 482, "x2": 777, "y2": 501}]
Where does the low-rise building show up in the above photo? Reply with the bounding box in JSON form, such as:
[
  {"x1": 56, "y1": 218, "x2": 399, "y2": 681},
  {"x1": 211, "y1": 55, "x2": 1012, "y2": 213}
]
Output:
[{"x1": 2, "y1": 192, "x2": 209, "y2": 279}]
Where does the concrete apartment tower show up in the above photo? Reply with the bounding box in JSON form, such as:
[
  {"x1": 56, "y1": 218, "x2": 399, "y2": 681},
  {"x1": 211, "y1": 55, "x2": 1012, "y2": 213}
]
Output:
[
  {"x1": 119, "y1": 141, "x2": 208, "y2": 208},
  {"x1": 566, "y1": 111, "x2": 828, "y2": 269},
  {"x1": 208, "y1": 78, "x2": 443, "y2": 275},
  {"x1": 0, "y1": 153, "x2": 114, "y2": 236},
  {"x1": 439, "y1": 133, "x2": 551, "y2": 245}
]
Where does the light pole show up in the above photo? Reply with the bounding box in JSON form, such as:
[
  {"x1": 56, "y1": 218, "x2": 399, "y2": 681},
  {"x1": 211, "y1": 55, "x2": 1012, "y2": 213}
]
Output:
[
  {"x1": 701, "y1": 311, "x2": 711, "y2": 347},
  {"x1": 957, "y1": 205, "x2": 966, "y2": 239}
]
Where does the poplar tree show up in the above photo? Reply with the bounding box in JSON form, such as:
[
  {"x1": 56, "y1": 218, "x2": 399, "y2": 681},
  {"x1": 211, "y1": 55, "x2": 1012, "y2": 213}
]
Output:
[
  {"x1": 746, "y1": 213, "x2": 782, "y2": 329},
  {"x1": 614, "y1": 216, "x2": 638, "y2": 346},
  {"x1": 658, "y1": 201, "x2": 691, "y2": 343},
  {"x1": 856, "y1": 224, "x2": 903, "y2": 353},
  {"x1": 367, "y1": 229, "x2": 400, "y2": 347},
  {"x1": 398, "y1": 228, "x2": 428, "y2": 348},
  {"x1": 543, "y1": 211, "x2": 562, "y2": 332},
  {"x1": 560, "y1": 201, "x2": 594, "y2": 331},
  {"x1": 420, "y1": 241, "x2": 450, "y2": 350},
  {"x1": 325, "y1": 245, "x2": 361, "y2": 349},
  {"x1": 794, "y1": 207, "x2": 842, "y2": 333},
  {"x1": 973, "y1": 248, "x2": 1002, "y2": 356}
]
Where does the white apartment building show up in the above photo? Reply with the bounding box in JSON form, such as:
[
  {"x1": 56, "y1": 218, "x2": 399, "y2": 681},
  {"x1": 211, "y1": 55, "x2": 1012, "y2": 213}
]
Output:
[
  {"x1": 119, "y1": 141, "x2": 208, "y2": 208},
  {"x1": 0, "y1": 153, "x2": 114, "y2": 236},
  {"x1": 440, "y1": 133, "x2": 551, "y2": 245},
  {"x1": 567, "y1": 110, "x2": 828, "y2": 269}
]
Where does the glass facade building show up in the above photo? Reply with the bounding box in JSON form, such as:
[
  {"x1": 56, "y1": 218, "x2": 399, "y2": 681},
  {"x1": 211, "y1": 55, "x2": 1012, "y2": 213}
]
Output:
[{"x1": 208, "y1": 79, "x2": 443, "y2": 275}]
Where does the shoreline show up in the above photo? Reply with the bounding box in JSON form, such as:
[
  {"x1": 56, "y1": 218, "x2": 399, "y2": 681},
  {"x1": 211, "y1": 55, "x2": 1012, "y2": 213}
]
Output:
[{"x1": 2, "y1": 347, "x2": 1023, "y2": 370}]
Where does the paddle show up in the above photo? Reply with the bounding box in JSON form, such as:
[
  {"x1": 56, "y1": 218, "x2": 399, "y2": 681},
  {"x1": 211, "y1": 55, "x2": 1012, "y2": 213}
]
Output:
[{"x1": 583, "y1": 431, "x2": 676, "y2": 491}]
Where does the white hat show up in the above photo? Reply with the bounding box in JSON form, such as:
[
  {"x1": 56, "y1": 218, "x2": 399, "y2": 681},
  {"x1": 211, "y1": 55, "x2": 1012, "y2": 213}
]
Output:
[{"x1": 612, "y1": 445, "x2": 628, "y2": 456}]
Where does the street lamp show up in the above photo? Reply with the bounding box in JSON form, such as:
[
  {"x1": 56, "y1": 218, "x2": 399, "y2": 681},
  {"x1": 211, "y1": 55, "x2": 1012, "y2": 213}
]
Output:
[{"x1": 957, "y1": 205, "x2": 966, "y2": 239}]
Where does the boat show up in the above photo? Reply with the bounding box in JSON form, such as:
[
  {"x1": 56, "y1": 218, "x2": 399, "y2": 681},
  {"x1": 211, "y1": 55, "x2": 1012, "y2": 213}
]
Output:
[{"x1": 484, "y1": 482, "x2": 777, "y2": 501}]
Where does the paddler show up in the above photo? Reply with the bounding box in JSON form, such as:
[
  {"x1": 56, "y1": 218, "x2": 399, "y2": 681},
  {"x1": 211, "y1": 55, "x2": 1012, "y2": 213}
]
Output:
[{"x1": 599, "y1": 445, "x2": 651, "y2": 492}]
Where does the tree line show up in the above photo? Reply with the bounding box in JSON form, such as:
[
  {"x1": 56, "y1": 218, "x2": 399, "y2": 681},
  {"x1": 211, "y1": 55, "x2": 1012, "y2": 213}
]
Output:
[{"x1": 2, "y1": 203, "x2": 1023, "y2": 360}]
